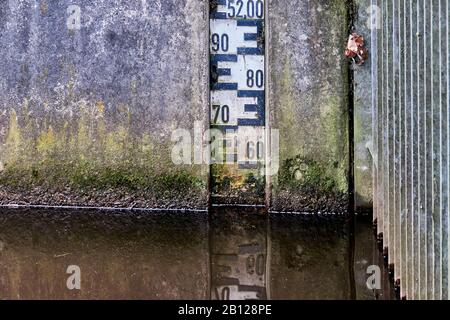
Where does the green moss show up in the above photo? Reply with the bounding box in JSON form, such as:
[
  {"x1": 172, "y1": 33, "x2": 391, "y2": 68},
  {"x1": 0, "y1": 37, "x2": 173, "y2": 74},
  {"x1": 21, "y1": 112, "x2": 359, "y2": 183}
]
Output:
[
  {"x1": 0, "y1": 159, "x2": 204, "y2": 195},
  {"x1": 319, "y1": 95, "x2": 349, "y2": 193},
  {"x1": 277, "y1": 56, "x2": 300, "y2": 160},
  {"x1": 3, "y1": 109, "x2": 22, "y2": 164},
  {"x1": 244, "y1": 172, "x2": 265, "y2": 197},
  {"x1": 0, "y1": 104, "x2": 205, "y2": 197},
  {"x1": 36, "y1": 126, "x2": 57, "y2": 156},
  {"x1": 69, "y1": 161, "x2": 203, "y2": 193},
  {"x1": 153, "y1": 171, "x2": 204, "y2": 193},
  {"x1": 277, "y1": 155, "x2": 341, "y2": 194},
  {"x1": 275, "y1": 85, "x2": 348, "y2": 194},
  {"x1": 273, "y1": 1, "x2": 350, "y2": 195}
]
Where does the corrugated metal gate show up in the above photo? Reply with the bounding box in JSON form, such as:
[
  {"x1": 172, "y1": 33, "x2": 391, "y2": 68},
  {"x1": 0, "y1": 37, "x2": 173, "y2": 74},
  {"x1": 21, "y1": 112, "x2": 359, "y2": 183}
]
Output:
[{"x1": 371, "y1": 0, "x2": 449, "y2": 299}]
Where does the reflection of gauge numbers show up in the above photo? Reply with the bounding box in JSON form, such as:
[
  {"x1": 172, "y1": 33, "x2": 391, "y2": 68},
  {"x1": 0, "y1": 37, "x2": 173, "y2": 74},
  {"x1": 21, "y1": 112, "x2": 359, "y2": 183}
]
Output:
[
  {"x1": 245, "y1": 253, "x2": 265, "y2": 277},
  {"x1": 212, "y1": 249, "x2": 267, "y2": 300},
  {"x1": 209, "y1": 0, "x2": 267, "y2": 298}
]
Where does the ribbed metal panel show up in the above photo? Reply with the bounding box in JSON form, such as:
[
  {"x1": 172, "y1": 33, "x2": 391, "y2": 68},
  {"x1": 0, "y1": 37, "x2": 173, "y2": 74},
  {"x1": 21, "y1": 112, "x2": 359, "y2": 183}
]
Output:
[{"x1": 373, "y1": 0, "x2": 449, "y2": 299}]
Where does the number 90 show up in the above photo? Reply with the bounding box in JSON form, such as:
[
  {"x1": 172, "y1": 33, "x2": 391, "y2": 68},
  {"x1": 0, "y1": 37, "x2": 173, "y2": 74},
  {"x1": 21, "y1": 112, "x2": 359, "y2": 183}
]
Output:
[{"x1": 211, "y1": 33, "x2": 229, "y2": 52}]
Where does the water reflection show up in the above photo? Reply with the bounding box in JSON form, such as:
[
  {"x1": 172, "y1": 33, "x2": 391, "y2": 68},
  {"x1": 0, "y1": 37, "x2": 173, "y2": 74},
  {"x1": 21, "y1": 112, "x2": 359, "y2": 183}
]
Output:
[
  {"x1": 268, "y1": 214, "x2": 352, "y2": 300},
  {"x1": 210, "y1": 210, "x2": 268, "y2": 300},
  {"x1": 0, "y1": 210, "x2": 209, "y2": 300},
  {"x1": 0, "y1": 208, "x2": 393, "y2": 300}
]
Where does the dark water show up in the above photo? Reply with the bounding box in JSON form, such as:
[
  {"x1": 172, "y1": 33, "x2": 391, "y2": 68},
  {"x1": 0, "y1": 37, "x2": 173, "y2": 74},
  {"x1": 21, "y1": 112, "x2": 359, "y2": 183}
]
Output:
[{"x1": 0, "y1": 208, "x2": 394, "y2": 300}]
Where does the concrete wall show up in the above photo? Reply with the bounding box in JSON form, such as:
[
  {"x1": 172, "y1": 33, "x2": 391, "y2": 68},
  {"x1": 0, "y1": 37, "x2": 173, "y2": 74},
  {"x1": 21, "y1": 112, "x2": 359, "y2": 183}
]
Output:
[
  {"x1": 0, "y1": 0, "x2": 210, "y2": 210},
  {"x1": 353, "y1": 0, "x2": 374, "y2": 211},
  {"x1": 268, "y1": 0, "x2": 350, "y2": 213},
  {"x1": 0, "y1": 0, "x2": 351, "y2": 212},
  {"x1": 372, "y1": 0, "x2": 449, "y2": 300}
]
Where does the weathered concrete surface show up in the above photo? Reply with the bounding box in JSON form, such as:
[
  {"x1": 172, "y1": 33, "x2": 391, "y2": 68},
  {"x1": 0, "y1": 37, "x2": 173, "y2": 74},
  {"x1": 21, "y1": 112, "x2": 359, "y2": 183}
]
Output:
[
  {"x1": 0, "y1": 0, "x2": 209, "y2": 209},
  {"x1": 0, "y1": 209, "x2": 209, "y2": 299},
  {"x1": 353, "y1": 0, "x2": 374, "y2": 211},
  {"x1": 268, "y1": 0, "x2": 350, "y2": 213},
  {"x1": 373, "y1": 0, "x2": 450, "y2": 300}
]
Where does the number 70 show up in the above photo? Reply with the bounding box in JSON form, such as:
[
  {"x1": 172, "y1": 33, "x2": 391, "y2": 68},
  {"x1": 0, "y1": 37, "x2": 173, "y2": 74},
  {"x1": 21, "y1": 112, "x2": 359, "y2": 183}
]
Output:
[{"x1": 212, "y1": 105, "x2": 230, "y2": 124}]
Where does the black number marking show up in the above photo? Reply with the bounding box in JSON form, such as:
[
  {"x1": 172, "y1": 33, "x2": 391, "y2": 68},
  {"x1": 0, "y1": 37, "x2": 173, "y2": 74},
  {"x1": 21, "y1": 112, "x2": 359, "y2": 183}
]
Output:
[
  {"x1": 247, "y1": 69, "x2": 264, "y2": 88},
  {"x1": 256, "y1": 0, "x2": 264, "y2": 18},
  {"x1": 247, "y1": 0, "x2": 255, "y2": 18},
  {"x1": 236, "y1": 0, "x2": 244, "y2": 17},
  {"x1": 211, "y1": 33, "x2": 229, "y2": 52},
  {"x1": 213, "y1": 105, "x2": 230, "y2": 124}
]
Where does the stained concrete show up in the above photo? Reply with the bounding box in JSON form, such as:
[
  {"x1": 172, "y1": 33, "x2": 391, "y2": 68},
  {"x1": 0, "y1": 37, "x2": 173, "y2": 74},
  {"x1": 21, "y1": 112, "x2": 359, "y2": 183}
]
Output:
[
  {"x1": 353, "y1": 0, "x2": 374, "y2": 211},
  {"x1": 268, "y1": 0, "x2": 350, "y2": 213},
  {"x1": 0, "y1": 0, "x2": 210, "y2": 209},
  {"x1": 0, "y1": 0, "x2": 354, "y2": 211}
]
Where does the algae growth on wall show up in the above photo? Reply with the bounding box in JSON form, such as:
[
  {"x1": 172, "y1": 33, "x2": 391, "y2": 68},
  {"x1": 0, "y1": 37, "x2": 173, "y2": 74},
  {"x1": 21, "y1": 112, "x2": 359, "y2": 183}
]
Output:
[
  {"x1": 1, "y1": 0, "x2": 351, "y2": 212},
  {"x1": 268, "y1": 0, "x2": 350, "y2": 213},
  {"x1": 0, "y1": 0, "x2": 210, "y2": 209}
]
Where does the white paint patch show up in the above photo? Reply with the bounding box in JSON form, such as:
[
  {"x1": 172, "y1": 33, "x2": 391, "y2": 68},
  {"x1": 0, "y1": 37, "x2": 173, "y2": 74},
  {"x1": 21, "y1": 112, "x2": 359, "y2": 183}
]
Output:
[
  {"x1": 209, "y1": 0, "x2": 266, "y2": 184},
  {"x1": 217, "y1": 55, "x2": 265, "y2": 90},
  {"x1": 210, "y1": 19, "x2": 258, "y2": 55},
  {"x1": 211, "y1": 91, "x2": 258, "y2": 126}
]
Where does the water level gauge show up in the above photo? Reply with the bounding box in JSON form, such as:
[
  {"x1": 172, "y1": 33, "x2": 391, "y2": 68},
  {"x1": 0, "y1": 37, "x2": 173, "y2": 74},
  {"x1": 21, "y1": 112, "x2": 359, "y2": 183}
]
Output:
[{"x1": 209, "y1": 0, "x2": 266, "y2": 205}]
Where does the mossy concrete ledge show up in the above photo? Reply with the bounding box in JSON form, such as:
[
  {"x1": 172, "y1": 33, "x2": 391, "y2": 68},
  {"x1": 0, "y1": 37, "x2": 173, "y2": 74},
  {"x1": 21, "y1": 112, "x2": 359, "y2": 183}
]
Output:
[
  {"x1": 0, "y1": 0, "x2": 209, "y2": 210},
  {"x1": 268, "y1": 0, "x2": 350, "y2": 213},
  {"x1": 353, "y1": 0, "x2": 374, "y2": 212}
]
